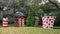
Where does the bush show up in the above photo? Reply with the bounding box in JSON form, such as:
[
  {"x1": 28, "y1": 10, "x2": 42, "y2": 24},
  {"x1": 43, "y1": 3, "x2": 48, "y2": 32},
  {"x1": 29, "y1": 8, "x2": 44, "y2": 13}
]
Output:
[{"x1": 54, "y1": 12, "x2": 60, "y2": 26}]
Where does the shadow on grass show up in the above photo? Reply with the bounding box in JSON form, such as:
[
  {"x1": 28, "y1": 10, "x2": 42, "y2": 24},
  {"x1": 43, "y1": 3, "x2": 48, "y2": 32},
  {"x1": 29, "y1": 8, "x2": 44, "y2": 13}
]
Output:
[
  {"x1": 0, "y1": 24, "x2": 60, "y2": 29},
  {"x1": 53, "y1": 26, "x2": 60, "y2": 29}
]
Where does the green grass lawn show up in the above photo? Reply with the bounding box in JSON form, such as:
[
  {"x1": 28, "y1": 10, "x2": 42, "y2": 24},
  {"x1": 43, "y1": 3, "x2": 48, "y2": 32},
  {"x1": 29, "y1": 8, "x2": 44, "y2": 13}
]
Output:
[{"x1": 0, "y1": 27, "x2": 60, "y2": 34}]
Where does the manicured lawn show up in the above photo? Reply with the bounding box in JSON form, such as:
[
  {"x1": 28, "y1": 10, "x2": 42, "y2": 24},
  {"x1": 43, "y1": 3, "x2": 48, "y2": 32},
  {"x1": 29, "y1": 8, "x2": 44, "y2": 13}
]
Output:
[{"x1": 0, "y1": 27, "x2": 60, "y2": 34}]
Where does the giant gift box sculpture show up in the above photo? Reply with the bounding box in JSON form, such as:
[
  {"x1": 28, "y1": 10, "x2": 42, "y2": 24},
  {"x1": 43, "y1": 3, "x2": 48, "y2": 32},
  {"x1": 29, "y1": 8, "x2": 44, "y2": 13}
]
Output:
[
  {"x1": 2, "y1": 17, "x2": 8, "y2": 27},
  {"x1": 18, "y1": 17, "x2": 25, "y2": 27},
  {"x1": 42, "y1": 16, "x2": 56, "y2": 29}
]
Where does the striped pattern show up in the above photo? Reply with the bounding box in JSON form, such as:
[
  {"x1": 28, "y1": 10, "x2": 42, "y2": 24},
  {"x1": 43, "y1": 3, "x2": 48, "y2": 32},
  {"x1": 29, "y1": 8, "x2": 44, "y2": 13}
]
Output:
[
  {"x1": 2, "y1": 18, "x2": 8, "y2": 27},
  {"x1": 18, "y1": 17, "x2": 25, "y2": 27}
]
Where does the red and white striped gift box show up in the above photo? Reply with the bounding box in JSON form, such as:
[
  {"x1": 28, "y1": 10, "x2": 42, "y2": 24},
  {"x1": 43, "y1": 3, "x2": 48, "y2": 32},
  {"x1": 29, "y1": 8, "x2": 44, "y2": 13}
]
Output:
[{"x1": 2, "y1": 18, "x2": 8, "y2": 27}]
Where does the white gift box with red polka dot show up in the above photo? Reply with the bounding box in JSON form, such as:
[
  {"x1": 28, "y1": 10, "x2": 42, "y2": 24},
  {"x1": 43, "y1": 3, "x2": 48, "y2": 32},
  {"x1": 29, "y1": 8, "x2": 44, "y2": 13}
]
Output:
[{"x1": 42, "y1": 16, "x2": 56, "y2": 29}]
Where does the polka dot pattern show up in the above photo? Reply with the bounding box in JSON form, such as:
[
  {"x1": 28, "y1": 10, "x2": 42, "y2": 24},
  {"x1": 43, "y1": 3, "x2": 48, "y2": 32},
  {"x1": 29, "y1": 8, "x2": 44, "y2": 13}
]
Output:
[{"x1": 42, "y1": 16, "x2": 56, "y2": 29}]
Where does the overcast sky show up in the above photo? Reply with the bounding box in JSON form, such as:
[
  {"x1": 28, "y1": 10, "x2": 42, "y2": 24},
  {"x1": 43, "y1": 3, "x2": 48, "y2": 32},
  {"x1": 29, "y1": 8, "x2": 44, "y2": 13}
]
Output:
[{"x1": 58, "y1": 0, "x2": 60, "y2": 3}]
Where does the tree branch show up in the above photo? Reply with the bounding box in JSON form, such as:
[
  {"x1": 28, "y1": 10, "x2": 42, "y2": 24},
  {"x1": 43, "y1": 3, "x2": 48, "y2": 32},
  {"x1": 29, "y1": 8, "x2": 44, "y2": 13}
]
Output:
[{"x1": 48, "y1": 0, "x2": 59, "y2": 10}]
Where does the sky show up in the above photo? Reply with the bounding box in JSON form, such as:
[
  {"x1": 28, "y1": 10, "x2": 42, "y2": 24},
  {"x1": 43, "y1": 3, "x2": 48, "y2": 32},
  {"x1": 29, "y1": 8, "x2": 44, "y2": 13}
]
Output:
[{"x1": 58, "y1": 0, "x2": 60, "y2": 3}]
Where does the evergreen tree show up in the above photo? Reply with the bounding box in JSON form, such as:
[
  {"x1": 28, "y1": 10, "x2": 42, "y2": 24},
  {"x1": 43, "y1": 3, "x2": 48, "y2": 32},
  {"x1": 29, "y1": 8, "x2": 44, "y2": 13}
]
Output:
[{"x1": 26, "y1": 7, "x2": 35, "y2": 26}]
